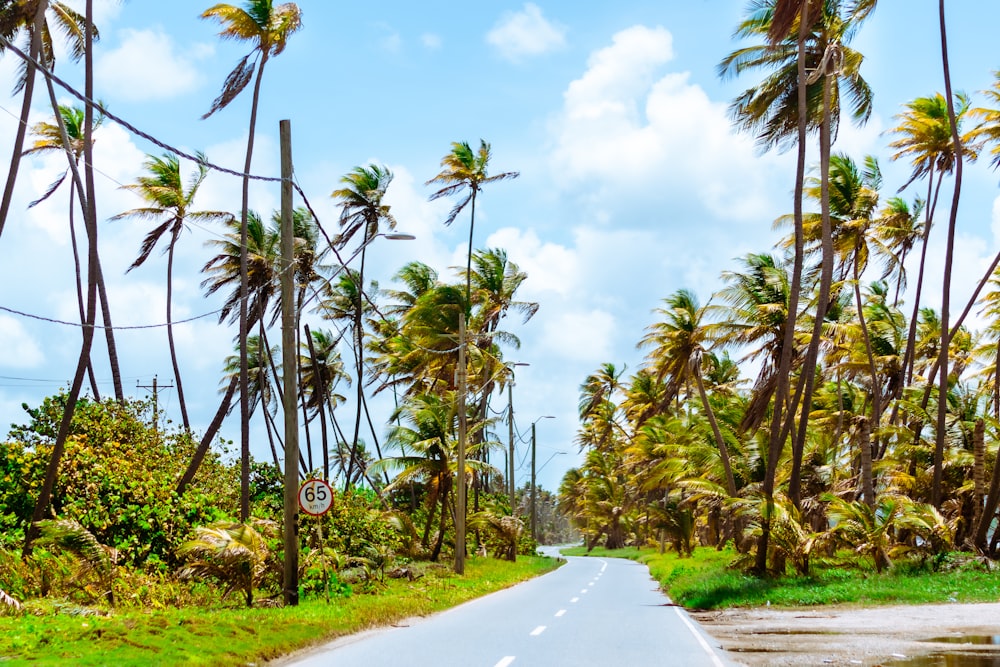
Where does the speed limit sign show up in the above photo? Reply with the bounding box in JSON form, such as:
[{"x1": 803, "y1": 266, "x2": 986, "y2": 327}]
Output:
[{"x1": 298, "y1": 479, "x2": 333, "y2": 516}]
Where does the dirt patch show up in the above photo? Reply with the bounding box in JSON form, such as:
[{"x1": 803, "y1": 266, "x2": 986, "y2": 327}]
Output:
[{"x1": 693, "y1": 602, "x2": 1000, "y2": 666}]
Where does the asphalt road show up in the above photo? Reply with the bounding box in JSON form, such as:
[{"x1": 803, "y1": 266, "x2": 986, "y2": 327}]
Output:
[{"x1": 279, "y1": 548, "x2": 738, "y2": 667}]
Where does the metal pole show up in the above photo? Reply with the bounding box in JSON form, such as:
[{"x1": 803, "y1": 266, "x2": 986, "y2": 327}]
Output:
[
  {"x1": 455, "y1": 312, "x2": 467, "y2": 574},
  {"x1": 280, "y1": 119, "x2": 299, "y2": 606},
  {"x1": 531, "y1": 422, "x2": 537, "y2": 543}
]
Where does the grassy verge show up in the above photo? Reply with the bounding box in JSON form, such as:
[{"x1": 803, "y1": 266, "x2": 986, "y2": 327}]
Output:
[
  {"x1": 560, "y1": 545, "x2": 1000, "y2": 610},
  {"x1": 0, "y1": 555, "x2": 561, "y2": 666}
]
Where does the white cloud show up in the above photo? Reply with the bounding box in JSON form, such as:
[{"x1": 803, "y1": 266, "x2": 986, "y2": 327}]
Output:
[
  {"x1": 0, "y1": 316, "x2": 44, "y2": 368},
  {"x1": 549, "y1": 25, "x2": 787, "y2": 224},
  {"x1": 421, "y1": 33, "x2": 442, "y2": 50},
  {"x1": 95, "y1": 29, "x2": 206, "y2": 102},
  {"x1": 487, "y1": 3, "x2": 567, "y2": 63}
]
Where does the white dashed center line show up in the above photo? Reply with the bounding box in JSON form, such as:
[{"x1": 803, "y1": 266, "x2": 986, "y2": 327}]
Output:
[
  {"x1": 530, "y1": 626, "x2": 547, "y2": 636},
  {"x1": 555, "y1": 609, "x2": 566, "y2": 617},
  {"x1": 495, "y1": 657, "x2": 516, "y2": 667},
  {"x1": 570, "y1": 597, "x2": 579, "y2": 603}
]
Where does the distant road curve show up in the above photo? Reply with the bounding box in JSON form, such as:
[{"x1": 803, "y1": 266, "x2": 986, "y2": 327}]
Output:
[{"x1": 277, "y1": 546, "x2": 738, "y2": 666}]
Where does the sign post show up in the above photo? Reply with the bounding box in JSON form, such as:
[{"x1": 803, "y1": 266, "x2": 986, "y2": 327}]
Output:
[{"x1": 298, "y1": 478, "x2": 334, "y2": 603}]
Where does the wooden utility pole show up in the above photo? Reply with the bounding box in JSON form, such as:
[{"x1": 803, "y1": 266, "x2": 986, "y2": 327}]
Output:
[
  {"x1": 279, "y1": 119, "x2": 299, "y2": 606},
  {"x1": 137, "y1": 376, "x2": 173, "y2": 430},
  {"x1": 530, "y1": 422, "x2": 537, "y2": 542}
]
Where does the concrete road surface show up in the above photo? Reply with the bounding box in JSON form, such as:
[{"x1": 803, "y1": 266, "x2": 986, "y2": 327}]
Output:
[{"x1": 277, "y1": 547, "x2": 738, "y2": 666}]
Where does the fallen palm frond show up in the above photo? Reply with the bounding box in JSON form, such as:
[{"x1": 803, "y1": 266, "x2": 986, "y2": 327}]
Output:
[{"x1": 0, "y1": 588, "x2": 22, "y2": 613}]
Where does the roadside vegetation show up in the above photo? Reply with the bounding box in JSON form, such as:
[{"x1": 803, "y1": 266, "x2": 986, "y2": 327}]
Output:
[
  {"x1": 557, "y1": 0, "x2": 1000, "y2": 591},
  {"x1": 563, "y1": 545, "x2": 1000, "y2": 610},
  {"x1": 0, "y1": 554, "x2": 560, "y2": 666}
]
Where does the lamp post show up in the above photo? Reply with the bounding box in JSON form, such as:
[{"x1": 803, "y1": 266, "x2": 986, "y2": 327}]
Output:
[
  {"x1": 530, "y1": 415, "x2": 554, "y2": 543},
  {"x1": 506, "y1": 362, "x2": 529, "y2": 512}
]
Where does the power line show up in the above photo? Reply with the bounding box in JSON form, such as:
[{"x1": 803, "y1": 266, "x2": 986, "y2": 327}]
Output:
[{"x1": 0, "y1": 303, "x2": 224, "y2": 330}]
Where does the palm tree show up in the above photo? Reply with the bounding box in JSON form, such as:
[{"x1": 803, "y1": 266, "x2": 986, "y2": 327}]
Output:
[
  {"x1": 426, "y1": 140, "x2": 519, "y2": 310},
  {"x1": 179, "y1": 521, "x2": 276, "y2": 607},
  {"x1": 201, "y1": 0, "x2": 302, "y2": 520},
  {"x1": 300, "y1": 326, "x2": 348, "y2": 481},
  {"x1": 886, "y1": 92, "x2": 975, "y2": 386},
  {"x1": 719, "y1": 0, "x2": 876, "y2": 571},
  {"x1": 640, "y1": 289, "x2": 737, "y2": 496},
  {"x1": 112, "y1": 152, "x2": 231, "y2": 431},
  {"x1": 371, "y1": 391, "x2": 497, "y2": 561},
  {"x1": 0, "y1": 1, "x2": 93, "y2": 240},
  {"x1": 331, "y1": 165, "x2": 396, "y2": 482}
]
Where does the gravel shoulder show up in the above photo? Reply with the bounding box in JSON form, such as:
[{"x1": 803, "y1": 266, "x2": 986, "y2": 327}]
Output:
[{"x1": 692, "y1": 602, "x2": 1000, "y2": 666}]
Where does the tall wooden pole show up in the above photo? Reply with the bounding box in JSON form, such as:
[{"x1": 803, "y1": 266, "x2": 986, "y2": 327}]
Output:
[
  {"x1": 455, "y1": 313, "x2": 467, "y2": 574},
  {"x1": 280, "y1": 119, "x2": 299, "y2": 606}
]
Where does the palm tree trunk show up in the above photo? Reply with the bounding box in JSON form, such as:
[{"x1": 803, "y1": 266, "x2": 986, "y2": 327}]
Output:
[
  {"x1": 95, "y1": 259, "x2": 123, "y2": 401},
  {"x1": 902, "y1": 170, "x2": 936, "y2": 387},
  {"x1": 973, "y1": 418, "x2": 985, "y2": 532},
  {"x1": 0, "y1": 1, "x2": 45, "y2": 240},
  {"x1": 176, "y1": 376, "x2": 238, "y2": 496},
  {"x1": 756, "y1": 0, "x2": 809, "y2": 576},
  {"x1": 695, "y1": 362, "x2": 736, "y2": 496},
  {"x1": 166, "y1": 233, "x2": 191, "y2": 430},
  {"x1": 932, "y1": 0, "x2": 963, "y2": 508},
  {"x1": 304, "y1": 325, "x2": 332, "y2": 481},
  {"x1": 790, "y1": 60, "x2": 834, "y2": 509},
  {"x1": 238, "y1": 53, "x2": 271, "y2": 521},
  {"x1": 858, "y1": 417, "x2": 874, "y2": 509},
  {"x1": 25, "y1": 0, "x2": 98, "y2": 554}
]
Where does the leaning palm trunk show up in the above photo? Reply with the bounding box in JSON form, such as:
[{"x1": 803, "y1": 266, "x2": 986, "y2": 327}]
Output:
[
  {"x1": 238, "y1": 52, "x2": 271, "y2": 521},
  {"x1": 790, "y1": 56, "x2": 835, "y2": 508},
  {"x1": 694, "y1": 359, "x2": 736, "y2": 496},
  {"x1": 932, "y1": 0, "x2": 964, "y2": 508},
  {"x1": 0, "y1": 1, "x2": 45, "y2": 240},
  {"x1": 973, "y1": 418, "x2": 985, "y2": 531},
  {"x1": 756, "y1": 0, "x2": 810, "y2": 575},
  {"x1": 176, "y1": 376, "x2": 239, "y2": 496},
  {"x1": 857, "y1": 416, "x2": 874, "y2": 508},
  {"x1": 26, "y1": 1, "x2": 101, "y2": 553},
  {"x1": 165, "y1": 229, "x2": 190, "y2": 430},
  {"x1": 40, "y1": 75, "x2": 100, "y2": 399}
]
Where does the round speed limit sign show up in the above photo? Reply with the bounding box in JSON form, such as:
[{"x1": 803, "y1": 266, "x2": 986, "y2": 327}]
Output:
[{"x1": 298, "y1": 479, "x2": 333, "y2": 516}]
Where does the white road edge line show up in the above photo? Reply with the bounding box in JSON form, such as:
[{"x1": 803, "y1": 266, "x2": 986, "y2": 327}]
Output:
[
  {"x1": 495, "y1": 656, "x2": 516, "y2": 667},
  {"x1": 673, "y1": 607, "x2": 726, "y2": 667},
  {"x1": 530, "y1": 625, "x2": 547, "y2": 636},
  {"x1": 555, "y1": 609, "x2": 566, "y2": 617}
]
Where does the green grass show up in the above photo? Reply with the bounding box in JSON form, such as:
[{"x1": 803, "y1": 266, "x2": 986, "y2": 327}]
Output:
[
  {"x1": 560, "y1": 545, "x2": 1000, "y2": 610},
  {"x1": 0, "y1": 555, "x2": 562, "y2": 666}
]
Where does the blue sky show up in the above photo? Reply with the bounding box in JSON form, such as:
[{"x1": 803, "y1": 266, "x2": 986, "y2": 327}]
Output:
[{"x1": 1, "y1": 1, "x2": 1000, "y2": 493}]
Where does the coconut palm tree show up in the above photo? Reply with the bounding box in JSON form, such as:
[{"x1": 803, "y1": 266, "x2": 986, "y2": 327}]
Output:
[
  {"x1": 330, "y1": 165, "x2": 396, "y2": 482},
  {"x1": 371, "y1": 391, "x2": 497, "y2": 561},
  {"x1": 886, "y1": 92, "x2": 975, "y2": 386},
  {"x1": 0, "y1": 1, "x2": 93, "y2": 240},
  {"x1": 201, "y1": 0, "x2": 302, "y2": 520},
  {"x1": 112, "y1": 152, "x2": 232, "y2": 431},
  {"x1": 640, "y1": 289, "x2": 737, "y2": 496},
  {"x1": 426, "y1": 140, "x2": 519, "y2": 310}
]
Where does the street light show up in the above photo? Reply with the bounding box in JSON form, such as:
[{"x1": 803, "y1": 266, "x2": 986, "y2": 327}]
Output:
[
  {"x1": 506, "y1": 362, "x2": 529, "y2": 512},
  {"x1": 530, "y1": 415, "x2": 555, "y2": 544}
]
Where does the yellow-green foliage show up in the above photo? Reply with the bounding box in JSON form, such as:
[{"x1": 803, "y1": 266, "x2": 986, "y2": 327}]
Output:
[{"x1": 1, "y1": 394, "x2": 241, "y2": 568}]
